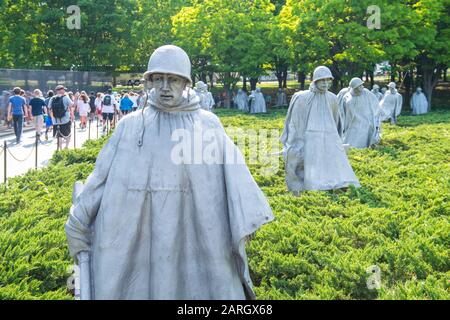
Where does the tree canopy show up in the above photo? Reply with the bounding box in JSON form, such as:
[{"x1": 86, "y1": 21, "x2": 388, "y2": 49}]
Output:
[{"x1": 0, "y1": 0, "x2": 448, "y2": 105}]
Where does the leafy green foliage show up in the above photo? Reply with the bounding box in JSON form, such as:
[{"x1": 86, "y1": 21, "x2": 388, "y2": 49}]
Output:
[
  {"x1": 172, "y1": 0, "x2": 275, "y2": 88},
  {"x1": 0, "y1": 110, "x2": 448, "y2": 300}
]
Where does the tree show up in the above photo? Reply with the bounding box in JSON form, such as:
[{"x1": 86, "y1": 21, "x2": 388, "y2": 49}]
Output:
[
  {"x1": 0, "y1": 0, "x2": 140, "y2": 73},
  {"x1": 172, "y1": 0, "x2": 275, "y2": 107},
  {"x1": 278, "y1": 0, "x2": 429, "y2": 92},
  {"x1": 0, "y1": 1, "x2": 43, "y2": 68},
  {"x1": 133, "y1": 0, "x2": 191, "y2": 70},
  {"x1": 411, "y1": 0, "x2": 449, "y2": 109}
]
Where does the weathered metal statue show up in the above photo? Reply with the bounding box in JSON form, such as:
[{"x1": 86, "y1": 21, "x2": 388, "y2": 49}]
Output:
[
  {"x1": 66, "y1": 45, "x2": 273, "y2": 300},
  {"x1": 281, "y1": 66, "x2": 360, "y2": 194}
]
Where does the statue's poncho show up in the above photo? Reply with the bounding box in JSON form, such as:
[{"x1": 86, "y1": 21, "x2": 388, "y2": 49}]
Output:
[
  {"x1": 337, "y1": 87, "x2": 350, "y2": 123},
  {"x1": 276, "y1": 91, "x2": 288, "y2": 107},
  {"x1": 411, "y1": 92, "x2": 428, "y2": 115},
  {"x1": 235, "y1": 90, "x2": 249, "y2": 111},
  {"x1": 380, "y1": 90, "x2": 403, "y2": 122},
  {"x1": 342, "y1": 88, "x2": 381, "y2": 149},
  {"x1": 280, "y1": 84, "x2": 360, "y2": 192},
  {"x1": 65, "y1": 89, "x2": 274, "y2": 300},
  {"x1": 249, "y1": 89, "x2": 267, "y2": 114}
]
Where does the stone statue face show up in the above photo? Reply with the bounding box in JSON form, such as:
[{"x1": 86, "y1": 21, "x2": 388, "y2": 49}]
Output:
[
  {"x1": 417, "y1": 87, "x2": 422, "y2": 93},
  {"x1": 150, "y1": 73, "x2": 187, "y2": 108},
  {"x1": 315, "y1": 79, "x2": 331, "y2": 92},
  {"x1": 389, "y1": 87, "x2": 396, "y2": 94},
  {"x1": 353, "y1": 84, "x2": 364, "y2": 96}
]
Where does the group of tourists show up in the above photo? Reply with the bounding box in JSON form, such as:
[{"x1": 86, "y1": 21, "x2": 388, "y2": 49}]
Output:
[{"x1": 3, "y1": 85, "x2": 146, "y2": 147}]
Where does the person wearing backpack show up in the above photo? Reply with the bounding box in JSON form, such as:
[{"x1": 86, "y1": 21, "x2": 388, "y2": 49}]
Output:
[
  {"x1": 101, "y1": 88, "x2": 118, "y2": 132},
  {"x1": 48, "y1": 85, "x2": 74, "y2": 149}
]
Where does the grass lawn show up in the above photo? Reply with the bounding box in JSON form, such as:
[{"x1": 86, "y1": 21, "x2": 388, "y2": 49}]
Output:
[{"x1": 0, "y1": 107, "x2": 449, "y2": 299}]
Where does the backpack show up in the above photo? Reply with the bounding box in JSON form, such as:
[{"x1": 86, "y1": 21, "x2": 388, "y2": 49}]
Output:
[
  {"x1": 51, "y1": 96, "x2": 66, "y2": 119},
  {"x1": 103, "y1": 95, "x2": 112, "y2": 106}
]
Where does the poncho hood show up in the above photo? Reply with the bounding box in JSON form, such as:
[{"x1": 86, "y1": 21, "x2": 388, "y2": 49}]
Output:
[{"x1": 147, "y1": 88, "x2": 200, "y2": 113}]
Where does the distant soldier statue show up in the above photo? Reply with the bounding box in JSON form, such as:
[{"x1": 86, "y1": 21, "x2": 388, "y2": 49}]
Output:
[
  {"x1": 281, "y1": 66, "x2": 360, "y2": 195},
  {"x1": 275, "y1": 88, "x2": 288, "y2": 107},
  {"x1": 249, "y1": 88, "x2": 267, "y2": 114},
  {"x1": 410, "y1": 87, "x2": 429, "y2": 115},
  {"x1": 380, "y1": 82, "x2": 403, "y2": 125},
  {"x1": 235, "y1": 89, "x2": 249, "y2": 111},
  {"x1": 371, "y1": 84, "x2": 383, "y2": 101},
  {"x1": 341, "y1": 78, "x2": 381, "y2": 149}
]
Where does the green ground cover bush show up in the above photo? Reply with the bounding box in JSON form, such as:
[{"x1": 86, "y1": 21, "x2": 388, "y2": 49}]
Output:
[{"x1": 0, "y1": 108, "x2": 448, "y2": 300}]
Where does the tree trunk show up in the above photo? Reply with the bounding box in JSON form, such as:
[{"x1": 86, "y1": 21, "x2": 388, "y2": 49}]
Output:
[
  {"x1": 243, "y1": 76, "x2": 247, "y2": 91},
  {"x1": 423, "y1": 71, "x2": 433, "y2": 111},
  {"x1": 365, "y1": 70, "x2": 370, "y2": 82},
  {"x1": 297, "y1": 71, "x2": 306, "y2": 90},
  {"x1": 331, "y1": 78, "x2": 339, "y2": 93},
  {"x1": 209, "y1": 73, "x2": 214, "y2": 89},
  {"x1": 222, "y1": 72, "x2": 232, "y2": 108},
  {"x1": 330, "y1": 62, "x2": 341, "y2": 93},
  {"x1": 282, "y1": 66, "x2": 288, "y2": 88},
  {"x1": 390, "y1": 64, "x2": 396, "y2": 82},
  {"x1": 404, "y1": 71, "x2": 413, "y2": 109},
  {"x1": 250, "y1": 78, "x2": 258, "y2": 91},
  {"x1": 275, "y1": 70, "x2": 283, "y2": 88},
  {"x1": 422, "y1": 66, "x2": 443, "y2": 111}
]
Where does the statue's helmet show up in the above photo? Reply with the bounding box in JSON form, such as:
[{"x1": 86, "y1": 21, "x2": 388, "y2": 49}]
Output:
[
  {"x1": 143, "y1": 45, "x2": 192, "y2": 85},
  {"x1": 388, "y1": 82, "x2": 396, "y2": 89},
  {"x1": 195, "y1": 81, "x2": 206, "y2": 89},
  {"x1": 349, "y1": 77, "x2": 364, "y2": 89},
  {"x1": 313, "y1": 66, "x2": 334, "y2": 82},
  {"x1": 373, "y1": 84, "x2": 380, "y2": 90},
  {"x1": 416, "y1": 87, "x2": 422, "y2": 92}
]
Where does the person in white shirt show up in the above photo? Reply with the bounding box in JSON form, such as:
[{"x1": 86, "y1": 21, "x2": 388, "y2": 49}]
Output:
[
  {"x1": 94, "y1": 93, "x2": 103, "y2": 124},
  {"x1": 77, "y1": 91, "x2": 91, "y2": 130},
  {"x1": 101, "y1": 89, "x2": 118, "y2": 132}
]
